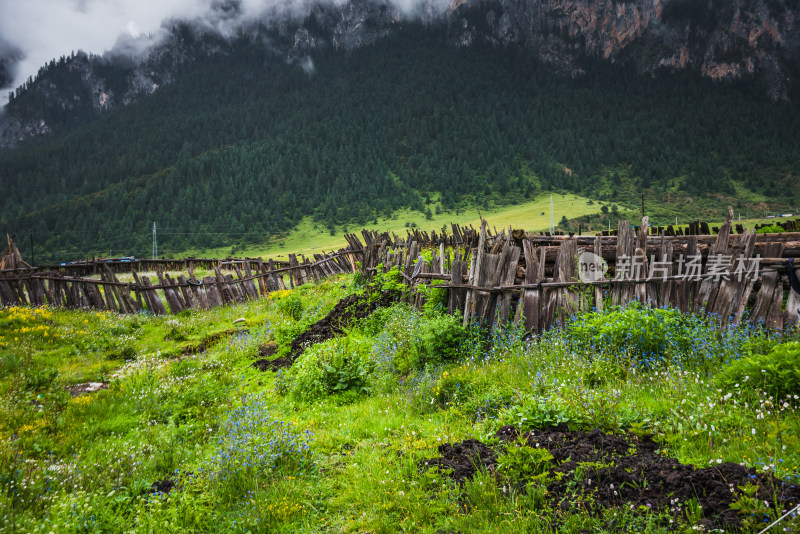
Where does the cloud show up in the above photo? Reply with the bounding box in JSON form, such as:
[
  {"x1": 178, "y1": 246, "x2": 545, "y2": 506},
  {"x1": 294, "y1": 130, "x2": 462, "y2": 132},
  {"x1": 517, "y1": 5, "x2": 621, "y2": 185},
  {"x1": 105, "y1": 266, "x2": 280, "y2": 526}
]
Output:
[
  {"x1": 0, "y1": 0, "x2": 450, "y2": 100},
  {"x1": 0, "y1": 0, "x2": 214, "y2": 95},
  {"x1": 0, "y1": 37, "x2": 24, "y2": 91},
  {"x1": 299, "y1": 55, "x2": 315, "y2": 74}
]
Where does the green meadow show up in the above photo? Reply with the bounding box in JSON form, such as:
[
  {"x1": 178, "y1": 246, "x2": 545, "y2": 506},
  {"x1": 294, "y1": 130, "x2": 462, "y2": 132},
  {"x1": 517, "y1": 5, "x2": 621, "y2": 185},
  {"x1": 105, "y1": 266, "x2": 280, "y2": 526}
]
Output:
[
  {"x1": 1, "y1": 271, "x2": 799, "y2": 533},
  {"x1": 185, "y1": 193, "x2": 602, "y2": 260}
]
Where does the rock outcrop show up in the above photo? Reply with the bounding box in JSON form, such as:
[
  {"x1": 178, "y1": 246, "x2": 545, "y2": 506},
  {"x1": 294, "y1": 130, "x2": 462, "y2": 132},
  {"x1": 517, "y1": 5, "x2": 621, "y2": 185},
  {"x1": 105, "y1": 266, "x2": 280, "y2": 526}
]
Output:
[{"x1": 448, "y1": 0, "x2": 798, "y2": 97}]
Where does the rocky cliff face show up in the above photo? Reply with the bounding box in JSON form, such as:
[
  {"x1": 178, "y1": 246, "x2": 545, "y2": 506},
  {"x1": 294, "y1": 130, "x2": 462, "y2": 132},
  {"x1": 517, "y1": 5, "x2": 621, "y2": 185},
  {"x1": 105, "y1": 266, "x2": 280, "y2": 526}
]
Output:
[
  {"x1": 448, "y1": 0, "x2": 799, "y2": 99},
  {"x1": 1, "y1": 0, "x2": 798, "y2": 147},
  {"x1": 449, "y1": 0, "x2": 661, "y2": 73}
]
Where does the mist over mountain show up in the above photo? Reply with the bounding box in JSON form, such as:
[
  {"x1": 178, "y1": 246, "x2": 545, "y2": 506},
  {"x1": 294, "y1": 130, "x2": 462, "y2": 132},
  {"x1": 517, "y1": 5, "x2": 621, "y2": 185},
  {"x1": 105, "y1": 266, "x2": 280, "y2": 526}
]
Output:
[
  {"x1": 0, "y1": 38, "x2": 23, "y2": 93},
  {"x1": 0, "y1": 0, "x2": 799, "y2": 261}
]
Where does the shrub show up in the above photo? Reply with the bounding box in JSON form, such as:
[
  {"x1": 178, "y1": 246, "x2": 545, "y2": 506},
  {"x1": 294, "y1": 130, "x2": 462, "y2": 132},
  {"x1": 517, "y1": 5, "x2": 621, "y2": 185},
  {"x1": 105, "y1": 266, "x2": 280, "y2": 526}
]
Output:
[
  {"x1": 563, "y1": 302, "x2": 688, "y2": 367},
  {"x1": 561, "y1": 302, "x2": 765, "y2": 371},
  {"x1": 371, "y1": 264, "x2": 406, "y2": 294},
  {"x1": 412, "y1": 312, "x2": 466, "y2": 368},
  {"x1": 204, "y1": 394, "x2": 313, "y2": 495},
  {"x1": 367, "y1": 304, "x2": 466, "y2": 375},
  {"x1": 756, "y1": 224, "x2": 785, "y2": 234},
  {"x1": 287, "y1": 336, "x2": 371, "y2": 401},
  {"x1": 278, "y1": 294, "x2": 304, "y2": 321},
  {"x1": 715, "y1": 341, "x2": 800, "y2": 399},
  {"x1": 420, "y1": 283, "x2": 448, "y2": 315}
]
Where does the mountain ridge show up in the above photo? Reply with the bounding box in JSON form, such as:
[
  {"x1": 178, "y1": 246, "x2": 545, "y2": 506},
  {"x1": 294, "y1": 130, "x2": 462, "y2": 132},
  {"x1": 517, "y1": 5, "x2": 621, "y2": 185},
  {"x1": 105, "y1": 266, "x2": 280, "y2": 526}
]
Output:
[
  {"x1": 0, "y1": 2, "x2": 798, "y2": 261},
  {"x1": 2, "y1": 0, "x2": 799, "y2": 147}
]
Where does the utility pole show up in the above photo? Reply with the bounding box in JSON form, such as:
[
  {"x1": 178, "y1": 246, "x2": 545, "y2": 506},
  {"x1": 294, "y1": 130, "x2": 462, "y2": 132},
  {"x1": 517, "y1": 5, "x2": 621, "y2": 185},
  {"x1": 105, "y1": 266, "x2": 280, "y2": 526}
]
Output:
[
  {"x1": 641, "y1": 192, "x2": 645, "y2": 219},
  {"x1": 549, "y1": 194, "x2": 554, "y2": 235},
  {"x1": 152, "y1": 221, "x2": 157, "y2": 260}
]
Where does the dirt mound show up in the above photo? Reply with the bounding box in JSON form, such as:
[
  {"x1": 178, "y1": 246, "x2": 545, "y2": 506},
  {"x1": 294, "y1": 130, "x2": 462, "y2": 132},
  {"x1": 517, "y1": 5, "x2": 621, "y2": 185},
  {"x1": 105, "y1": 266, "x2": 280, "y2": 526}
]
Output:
[
  {"x1": 421, "y1": 427, "x2": 800, "y2": 530},
  {"x1": 181, "y1": 329, "x2": 242, "y2": 356},
  {"x1": 150, "y1": 478, "x2": 175, "y2": 494},
  {"x1": 258, "y1": 342, "x2": 277, "y2": 358},
  {"x1": 250, "y1": 342, "x2": 292, "y2": 371},
  {"x1": 422, "y1": 439, "x2": 498, "y2": 484},
  {"x1": 251, "y1": 356, "x2": 293, "y2": 371},
  {"x1": 287, "y1": 290, "x2": 399, "y2": 361}
]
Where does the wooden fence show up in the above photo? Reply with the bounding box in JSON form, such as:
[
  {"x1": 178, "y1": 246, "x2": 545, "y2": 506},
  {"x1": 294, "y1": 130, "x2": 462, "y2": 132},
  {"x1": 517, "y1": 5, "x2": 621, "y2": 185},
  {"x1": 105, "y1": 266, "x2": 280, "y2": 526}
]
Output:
[
  {"x1": 355, "y1": 210, "x2": 800, "y2": 333},
  {"x1": 345, "y1": 218, "x2": 800, "y2": 247},
  {"x1": 0, "y1": 249, "x2": 357, "y2": 315},
  {"x1": 2, "y1": 213, "x2": 799, "y2": 330}
]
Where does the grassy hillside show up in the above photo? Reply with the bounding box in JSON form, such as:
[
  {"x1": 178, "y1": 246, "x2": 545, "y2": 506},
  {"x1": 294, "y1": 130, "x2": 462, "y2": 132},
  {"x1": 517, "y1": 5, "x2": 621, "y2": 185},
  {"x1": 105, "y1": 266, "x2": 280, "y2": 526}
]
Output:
[{"x1": 184, "y1": 193, "x2": 600, "y2": 260}]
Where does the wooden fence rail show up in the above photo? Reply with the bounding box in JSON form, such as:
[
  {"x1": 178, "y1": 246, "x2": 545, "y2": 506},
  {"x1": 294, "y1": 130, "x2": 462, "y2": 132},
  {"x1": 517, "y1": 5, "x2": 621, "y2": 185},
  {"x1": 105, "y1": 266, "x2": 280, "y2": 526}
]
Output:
[
  {"x1": 3, "y1": 213, "x2": 799, "y2": 331},
  {"x1": 0, "y1": 247, "x2": 360, "y2": 315},
  {"x1": 353, "y1": 210, "x2": 800, "y2": 333}
]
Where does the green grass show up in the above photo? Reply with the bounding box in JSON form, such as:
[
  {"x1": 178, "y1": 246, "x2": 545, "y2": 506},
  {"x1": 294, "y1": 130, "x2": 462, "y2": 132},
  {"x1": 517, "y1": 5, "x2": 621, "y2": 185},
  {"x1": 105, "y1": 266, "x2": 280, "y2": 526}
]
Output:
[
  {"x1": 2, "y1": 278, "x2": 799, "y2": 533},
  {"x1": 174, "y1": 186, "x2": 798, "y2": 262},
  {"x1": 184, "y1": 193, "x2": 601, "y2": 260}
]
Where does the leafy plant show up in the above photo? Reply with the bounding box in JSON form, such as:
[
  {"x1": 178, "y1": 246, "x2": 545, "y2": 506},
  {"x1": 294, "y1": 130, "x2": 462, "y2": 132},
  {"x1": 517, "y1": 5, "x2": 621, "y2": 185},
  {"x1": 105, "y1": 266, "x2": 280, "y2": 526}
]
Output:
[
  {"x1": 370, "y1": 264, "x2": 406, "y2": 295},
  {"x1": 420, "y1": 282, "x2": 448, "y2": 315},
  {"x1": 285, "y1": 336, "x2": 371, "y2": 401},
  {"x1": 412, "y1": 312, "x2": 467, "y2": 368},
  {"x1": 278, "y1": 294, "x2": 304, "y2": 321},
  {"x1": 729, "y1": 483, "x2": 773, "y2": 531},
  {"x1": 498, "y1": 394, "x2": 572, "y2": 432},
  {"x1": 495, "y1": 435, "x2": 553, "y2": 489},
  {"x1": 716, "y1": 341, "x2": 800, "y2": 399}
]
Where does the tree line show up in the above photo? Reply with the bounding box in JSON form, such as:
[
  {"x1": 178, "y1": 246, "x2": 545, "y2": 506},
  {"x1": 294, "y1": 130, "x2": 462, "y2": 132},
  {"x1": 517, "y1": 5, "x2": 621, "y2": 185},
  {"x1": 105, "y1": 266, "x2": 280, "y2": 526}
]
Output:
[{"x1": 1, "y1": 22, "x2": 799, "y2": 261}]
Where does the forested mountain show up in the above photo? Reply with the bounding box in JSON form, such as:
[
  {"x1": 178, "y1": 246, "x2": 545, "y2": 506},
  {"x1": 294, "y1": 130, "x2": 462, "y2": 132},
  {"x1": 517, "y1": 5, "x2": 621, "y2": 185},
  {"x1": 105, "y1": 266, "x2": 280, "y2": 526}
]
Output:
[{"x1": 1, "y1": 0, "x2": 799, "y2": 261}]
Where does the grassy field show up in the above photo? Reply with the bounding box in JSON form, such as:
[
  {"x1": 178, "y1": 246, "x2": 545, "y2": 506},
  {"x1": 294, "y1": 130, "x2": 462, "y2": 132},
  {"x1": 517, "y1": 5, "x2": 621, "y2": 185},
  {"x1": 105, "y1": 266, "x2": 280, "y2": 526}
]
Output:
[
  {"x1": 174, "y1": 189, "x2": 797, "y2": 263},
  {"x1": 2, "y1": 274, "x2": 799, "y2": 533},
  {"x1": 184, "y1": 193, "x2": 600, "y2": 260}
]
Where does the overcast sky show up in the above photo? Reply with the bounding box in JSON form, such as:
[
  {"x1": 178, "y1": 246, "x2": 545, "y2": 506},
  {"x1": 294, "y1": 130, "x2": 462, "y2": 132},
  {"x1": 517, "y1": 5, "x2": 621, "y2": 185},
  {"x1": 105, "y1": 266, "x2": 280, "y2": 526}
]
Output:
[
  {"x1": 0, "y1": 0, "x2": 281, "y2": 98},
  {"x1": 0, "y1": 0, "x2": 439, "y2": 102}
]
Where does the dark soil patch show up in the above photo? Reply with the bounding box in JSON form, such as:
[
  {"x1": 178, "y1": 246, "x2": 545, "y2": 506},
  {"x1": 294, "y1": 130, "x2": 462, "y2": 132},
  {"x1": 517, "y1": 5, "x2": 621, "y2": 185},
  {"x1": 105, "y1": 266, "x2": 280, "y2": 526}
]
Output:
[
  {"x1": 66, "y1": 382, "x2": 109, "y2": 397},
  {"x1": 422, "y1": 439, "x2": 498, "y2": 484},
  {"x1": 421, "y1": 426, "x2": 800, "y2": 530},
  {"x1": 150, "y1": 478, "x2": 175, "y2": 494},
  {"x1": 250, "y1": 341, "x2": 291, "y2": 371},
  {"x1": 251, "y1": 356, "x2": 293, "y2": 371},
  {"x1": 257, "y1": 341, "x2": 277, "y2": 358},
  {"x1": 286, "y1": 289, "x2": 400, "y2": 361},
  {"x1": 180, "y1": 329, "x2": 244, "y2": 356}
]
